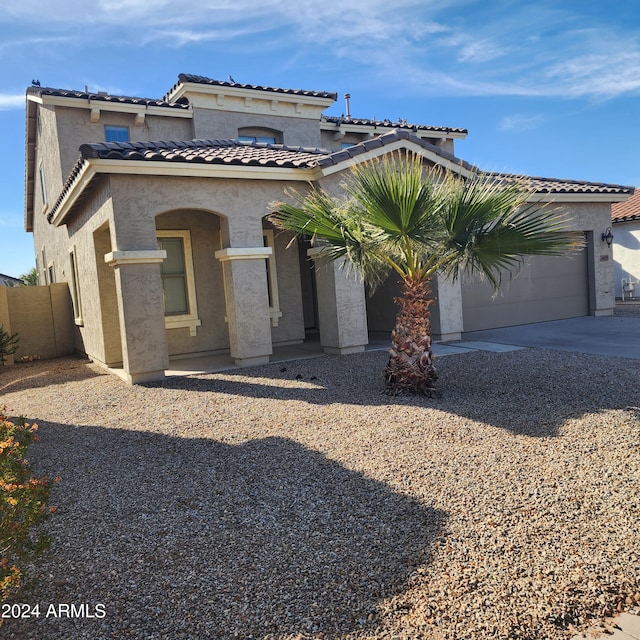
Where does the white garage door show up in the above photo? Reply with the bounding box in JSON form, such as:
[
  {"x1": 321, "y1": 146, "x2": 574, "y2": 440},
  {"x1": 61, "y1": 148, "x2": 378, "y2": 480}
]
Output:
[{"x1": 461, "y1": 246, "x2": 589, "y2": 332}]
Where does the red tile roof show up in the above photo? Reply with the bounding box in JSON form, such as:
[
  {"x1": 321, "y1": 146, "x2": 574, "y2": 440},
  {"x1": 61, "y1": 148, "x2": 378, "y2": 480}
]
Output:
[{"x1": 612, "y1": 189, "x2": 640, "y2": 222}]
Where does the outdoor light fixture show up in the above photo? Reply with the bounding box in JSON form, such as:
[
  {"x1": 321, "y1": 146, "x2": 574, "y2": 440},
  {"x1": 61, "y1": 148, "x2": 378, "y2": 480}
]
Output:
[{"x1": 602, "y1": 227, "x2": 614, "y2": 247}]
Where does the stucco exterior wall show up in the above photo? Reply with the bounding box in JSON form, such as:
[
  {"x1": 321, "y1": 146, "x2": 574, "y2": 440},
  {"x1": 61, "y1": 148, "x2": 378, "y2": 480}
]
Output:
[
  {"x1": 54, "y1": 106, "x2": 194, "y2": 179},
  {"x1": 613, "y1": 221, "x2": 640, "y2": 299},
  {"x1": 192, "y1": 108, "x2": 322, "y2": 148}
]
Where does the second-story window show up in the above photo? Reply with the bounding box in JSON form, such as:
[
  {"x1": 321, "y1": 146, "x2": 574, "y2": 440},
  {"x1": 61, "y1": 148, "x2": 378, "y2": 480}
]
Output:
[
  {"x1": 237, "y1": 127, "x2": 282, "y2": 145},
  {"x1": 105, "y1": 125, "x2": 129, "y2": 143}
]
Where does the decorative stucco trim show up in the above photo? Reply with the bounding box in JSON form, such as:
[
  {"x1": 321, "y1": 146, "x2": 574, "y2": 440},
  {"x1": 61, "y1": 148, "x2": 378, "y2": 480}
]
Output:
[
  {"x1": 91, "y1": 159, "x2": 318, "y2": 182},
  {"x1": 104, "y1": 250, "x2": 167, "y2": 266},
  {"x1": 34, "y1": 94, "x2": 193, "y2": 119},
  {"x1": 214, "y1": 247, "x2": 272, "y2": 261}
]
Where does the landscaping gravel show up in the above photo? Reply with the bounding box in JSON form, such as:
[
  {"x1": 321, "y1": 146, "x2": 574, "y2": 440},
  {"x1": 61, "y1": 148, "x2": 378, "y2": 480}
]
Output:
[{"x1": 1, "y1": 341, "x2": 639, "y2": 639}]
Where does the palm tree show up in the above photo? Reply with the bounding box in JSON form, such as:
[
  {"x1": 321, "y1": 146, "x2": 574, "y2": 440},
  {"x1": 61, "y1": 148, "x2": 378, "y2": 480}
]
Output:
[{"x1": 270, "y1": 151, "x2": 581, "y2": 395}]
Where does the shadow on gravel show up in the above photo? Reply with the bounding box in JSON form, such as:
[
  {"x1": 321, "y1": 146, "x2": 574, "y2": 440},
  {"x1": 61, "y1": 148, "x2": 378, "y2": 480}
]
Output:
[
  {"x1": 0, "y1": 356, "x2": 98, "y2": 395},
  {"x1": 149, "y1": 349, "x2": 640, "y2": 438},
  {"x1": 8, "y1": 423, "x2": 445, "y2": 640}
]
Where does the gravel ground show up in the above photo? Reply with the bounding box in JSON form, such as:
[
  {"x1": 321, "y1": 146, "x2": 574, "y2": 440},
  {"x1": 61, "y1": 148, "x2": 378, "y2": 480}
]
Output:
[{"x1": 1, "y1": 321, "x2": 639, "y2": 639}]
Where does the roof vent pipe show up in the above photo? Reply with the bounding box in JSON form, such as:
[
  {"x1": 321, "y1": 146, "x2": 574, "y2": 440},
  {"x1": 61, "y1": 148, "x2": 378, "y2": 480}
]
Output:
[{"x1": 345, "y1": 93, "x2": 351, "y2": 118}]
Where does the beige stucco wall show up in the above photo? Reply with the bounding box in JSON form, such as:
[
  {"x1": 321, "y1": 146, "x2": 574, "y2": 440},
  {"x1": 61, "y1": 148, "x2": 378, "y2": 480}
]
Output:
[
  {"x1": 54, "y1": 106, "x2": 194, "y2": 179},
  {"x1": 613, "y1": 221, "x2": 640, "y2": 299},
  {"x1": 192, "y1": 108, "x2": 323, "y2": 148},
  {"x1": 0, "y1": 284, "x2": 74, "y2": 362}
]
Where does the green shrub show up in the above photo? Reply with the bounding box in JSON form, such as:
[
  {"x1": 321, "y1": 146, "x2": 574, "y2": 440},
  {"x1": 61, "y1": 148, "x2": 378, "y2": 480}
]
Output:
[{"x1": 0, "y1": 409, "x2": 57, "y2": 614}]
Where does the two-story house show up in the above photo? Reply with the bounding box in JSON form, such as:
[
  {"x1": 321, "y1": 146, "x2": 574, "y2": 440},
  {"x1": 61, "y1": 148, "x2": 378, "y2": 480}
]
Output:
[{"x1": 25, "y1": 74, "x2": 633, "y2": 383}]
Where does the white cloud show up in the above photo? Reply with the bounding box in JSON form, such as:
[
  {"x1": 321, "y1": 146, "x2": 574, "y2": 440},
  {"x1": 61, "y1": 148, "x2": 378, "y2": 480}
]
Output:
[
  {"x1": 3, "y1": 0, "x2": 640, "y2": 100},
  {"x1": 499, "y1": 114, "x2": 544, "y2": 132},
  {"x1": 0, "y1": 94, "x2": 24, "y2": 110}
]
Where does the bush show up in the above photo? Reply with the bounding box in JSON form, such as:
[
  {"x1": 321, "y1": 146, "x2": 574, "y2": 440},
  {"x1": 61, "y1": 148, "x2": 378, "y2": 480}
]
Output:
[
  {"x1": 0, "y1": 409, "x2": 57, "y2": 615},
  {"x1": 0, "y1": 326, "x2": 19, "y2": 366}
]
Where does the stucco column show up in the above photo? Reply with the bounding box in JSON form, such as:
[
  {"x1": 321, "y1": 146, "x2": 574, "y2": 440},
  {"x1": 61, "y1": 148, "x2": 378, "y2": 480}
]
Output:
[
  {"x1": 433, "y1": 273, "x2": 464, "y2": 341},
  {"x1": 215, "y1": 247, "x2": 273, "y2": 366},
  {"x1": 308, "y1": 250, "x2": 368, "y2": 354},
  {"x1": 105, "y1": 251, "x2": 169, "y2": 384}
]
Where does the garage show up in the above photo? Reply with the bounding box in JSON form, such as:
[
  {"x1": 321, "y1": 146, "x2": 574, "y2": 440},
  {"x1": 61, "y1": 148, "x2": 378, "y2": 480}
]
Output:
[{"x1": 461, "y1": 242, "x2": 589, "y2": 332}]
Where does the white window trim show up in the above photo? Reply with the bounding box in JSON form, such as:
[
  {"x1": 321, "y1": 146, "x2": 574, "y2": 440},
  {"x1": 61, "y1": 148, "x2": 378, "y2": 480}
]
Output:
[
  {"x1": 69, "y1": 247, "x2": 84, "y2": 326},
  {"x1": 157, "y1": 229, "x2": 201, "y2": 336},
  {"x1": 263, "y1": 229, "x2": 282, "y2": 327}
]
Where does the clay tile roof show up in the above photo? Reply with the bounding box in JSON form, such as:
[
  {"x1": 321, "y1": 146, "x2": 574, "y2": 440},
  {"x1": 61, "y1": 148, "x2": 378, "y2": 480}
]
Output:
[
  {"x1": 516, "y1": 175, "x2": 634, "y2": 196},
  {"x1": 316, "y1": 129, "x2": 476, "y2": 172},
  {"x1": 322, "y1": 115, "x2": 468, "y2": 136},
  {"x1": 164, "y1": 74, "x2": 338, "y2": 102},
  {"x1": 26, "y1": 85, "x2": 188, "y2": 110},
  {"x1": 611, "y1": 189, "x2": 640, "y2": 222},
  {"x1": 79, "y1": 139, "x2": 330, "y2": 167},
  {"x1": 49, "y1": 131, "x2": 634, "y2": 225}
]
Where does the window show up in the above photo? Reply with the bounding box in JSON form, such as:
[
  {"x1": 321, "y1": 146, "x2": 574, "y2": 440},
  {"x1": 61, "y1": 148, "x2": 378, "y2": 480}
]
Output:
[
  {"x1": 47, "y1": 263, "x2": 55, "y2": 285},
  {"x1": 239, "y1": 135, "x2": 276, "y2": 144},
  {"x1": 341, "y1": 142, "x2": 355, "y2": 149},
  {"x1": 263, "y1": 229, "x2": 282, "y2": 327},
  {"x1": 69, "y1": 248, "x2": 83, "y2": 325},
  {"x1": 157, "y1": 230, "x2": 200, "y2": 336},
  {"x1": 105, "y1": 125, "x2": 129, "y2": 142},
  {"x1": 237, "y1": 127, "x2": 282, "y2": 145}
]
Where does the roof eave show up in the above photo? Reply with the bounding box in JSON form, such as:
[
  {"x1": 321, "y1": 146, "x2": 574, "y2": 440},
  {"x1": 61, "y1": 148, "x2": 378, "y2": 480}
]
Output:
[
  {"x1": 168, "y1": 81, "x2": 337, "y2": 110},
  {"x1": 49, "y1": 158, "x2": 321, "y2": 226},
  {"x1": 24, "y1": 95, "x2": 39, "y2": 232},
  {"x1": 530, "y1": 193, "x2": 633, "y2": 203}
]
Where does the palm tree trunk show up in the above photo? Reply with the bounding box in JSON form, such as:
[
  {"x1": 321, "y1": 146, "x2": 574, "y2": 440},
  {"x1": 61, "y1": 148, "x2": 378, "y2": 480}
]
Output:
[{"x1": 384, "y1": 277, "x2": 437, "y2": 395}]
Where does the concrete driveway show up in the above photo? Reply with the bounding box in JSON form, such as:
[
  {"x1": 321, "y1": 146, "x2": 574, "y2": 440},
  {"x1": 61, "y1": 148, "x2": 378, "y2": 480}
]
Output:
[{"x1": 460, "y1": 315, "x2": 640, "y2": 360}]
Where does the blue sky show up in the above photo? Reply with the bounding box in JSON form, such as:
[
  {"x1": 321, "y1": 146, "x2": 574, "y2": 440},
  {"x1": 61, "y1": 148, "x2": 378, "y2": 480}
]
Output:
[{"x1": 1, "y1": 0, "x2": 639, "y2": 277}]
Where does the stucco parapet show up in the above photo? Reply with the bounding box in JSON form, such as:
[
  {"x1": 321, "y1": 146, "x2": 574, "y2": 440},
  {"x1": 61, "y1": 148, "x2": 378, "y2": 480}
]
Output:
[
  {"x1": 215, "y1": 247, "x2": 272, "y2": 261},
  {"x1": 105, "y1": 250, "x2": 166, "y2": 266}
]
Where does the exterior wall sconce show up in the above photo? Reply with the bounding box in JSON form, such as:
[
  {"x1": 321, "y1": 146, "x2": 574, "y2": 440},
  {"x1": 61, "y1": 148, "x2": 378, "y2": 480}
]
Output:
[{"x1": 602, "y1": 227, "x2": 614, "y2": 247}]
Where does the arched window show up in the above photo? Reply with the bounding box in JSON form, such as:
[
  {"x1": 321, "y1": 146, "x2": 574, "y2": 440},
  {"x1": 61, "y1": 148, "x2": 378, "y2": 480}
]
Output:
[{"x1": 237, "y1": 127, "x2": 282, "y2": 144}]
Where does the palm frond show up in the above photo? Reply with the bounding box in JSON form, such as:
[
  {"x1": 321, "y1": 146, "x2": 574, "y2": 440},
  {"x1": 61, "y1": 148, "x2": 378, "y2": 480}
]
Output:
[{"x1": 435, "y1": 172, "x2": 582, "y2": 290}]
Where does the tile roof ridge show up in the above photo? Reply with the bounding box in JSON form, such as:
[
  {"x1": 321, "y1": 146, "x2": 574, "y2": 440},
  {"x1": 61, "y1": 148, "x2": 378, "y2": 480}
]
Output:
[
  {"x1": 165, "y1": 73, "x2": 338, "y2": 101},
  {"x1": 80, "y1": 138, "x2": 331, "y2": 159},
  {"x1": 27, "y1": 85, "x2": 187, "y2": 109},
  {"x1": 322, "y1": 114, "x2": 467, "y2": 134}
]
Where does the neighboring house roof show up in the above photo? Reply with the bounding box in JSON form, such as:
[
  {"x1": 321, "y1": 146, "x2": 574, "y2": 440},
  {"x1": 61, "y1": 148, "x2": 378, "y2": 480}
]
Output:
[
  {"x1": 322, "y1": 115, "x2": 468, "y2": 137},
  {"x1": 0, "y1": 273, "x2": 23, "y2": 286},
  {"x1": 611, "y1": 189, "x2": 640, "y2": 222},
  {"x1": 164, "y1": 74, "x2": 338, "y2": 102},
  {"x1": 46, "y1": 128, "x2": 635, "y2": 228}
]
